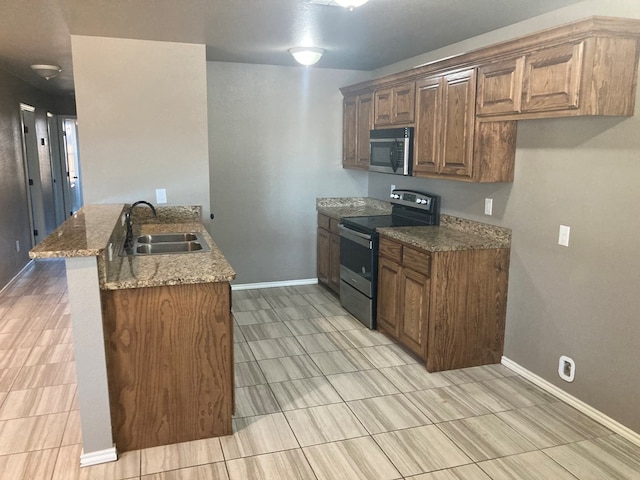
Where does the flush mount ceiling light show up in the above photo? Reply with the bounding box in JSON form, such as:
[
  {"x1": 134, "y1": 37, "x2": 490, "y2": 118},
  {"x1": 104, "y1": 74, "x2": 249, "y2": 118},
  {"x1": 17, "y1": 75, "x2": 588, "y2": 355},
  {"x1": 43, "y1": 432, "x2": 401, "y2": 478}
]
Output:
[
  {"x1": 30, "y1": 64, "x2": 62, "y2": 80},
  {"x1": 334, "y1": 0, "x2": 369, "y2": 9},
  {"x1": 289, "y1": 47, "x2": 325, "y2": 66}
]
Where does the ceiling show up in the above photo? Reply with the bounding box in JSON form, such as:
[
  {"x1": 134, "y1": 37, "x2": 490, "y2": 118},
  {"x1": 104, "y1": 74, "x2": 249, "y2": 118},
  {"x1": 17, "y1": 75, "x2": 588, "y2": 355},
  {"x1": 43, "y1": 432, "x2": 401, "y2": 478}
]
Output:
[{"x1": 0, "y1": 0, "x2": 582, "y2": 96}]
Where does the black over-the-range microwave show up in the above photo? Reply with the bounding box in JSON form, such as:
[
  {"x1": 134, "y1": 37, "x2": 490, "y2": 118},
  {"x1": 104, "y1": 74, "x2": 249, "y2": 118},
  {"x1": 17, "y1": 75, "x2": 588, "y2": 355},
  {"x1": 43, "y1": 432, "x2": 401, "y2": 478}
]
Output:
[{"x1": 369, "y1": 127, "x2": 413, "y2": 176}]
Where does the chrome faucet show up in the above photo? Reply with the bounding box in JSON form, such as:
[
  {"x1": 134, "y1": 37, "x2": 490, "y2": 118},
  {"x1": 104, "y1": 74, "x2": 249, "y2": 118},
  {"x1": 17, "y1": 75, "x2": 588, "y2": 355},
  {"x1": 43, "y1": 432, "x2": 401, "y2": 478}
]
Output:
[{"x1": 123, "y1": 201, "x2": 157, "y2": 250}]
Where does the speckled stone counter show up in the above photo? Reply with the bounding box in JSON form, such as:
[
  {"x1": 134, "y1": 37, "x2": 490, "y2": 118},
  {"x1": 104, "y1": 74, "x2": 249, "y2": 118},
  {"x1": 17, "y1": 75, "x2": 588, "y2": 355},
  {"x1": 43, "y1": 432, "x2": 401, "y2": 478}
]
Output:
[
  {"x1": 316, "y1": 197, "x2": 511, "y2": 251},
  {"x1": 103, "y1": 221, "x2": 235, "y2": 290},
  {"x1": 30, "y1": 204, "x2": 236, "y2": 289},
  {"x1": 378, "y1": 215, "x2": 511, "y2": 252},
  {"x1": 30, "y1": 204, "x2": 125, "y2": 258},
  {"x1": 316, "y1": 197, "x2": 392, "y2": 219}
]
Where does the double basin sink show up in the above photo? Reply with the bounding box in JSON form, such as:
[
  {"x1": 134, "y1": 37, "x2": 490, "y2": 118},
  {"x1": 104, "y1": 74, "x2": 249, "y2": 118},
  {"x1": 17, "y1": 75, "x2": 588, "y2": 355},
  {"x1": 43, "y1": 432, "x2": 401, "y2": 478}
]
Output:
[{"x1": 122, "y1": 232, "x2": 211, "y2": 256}]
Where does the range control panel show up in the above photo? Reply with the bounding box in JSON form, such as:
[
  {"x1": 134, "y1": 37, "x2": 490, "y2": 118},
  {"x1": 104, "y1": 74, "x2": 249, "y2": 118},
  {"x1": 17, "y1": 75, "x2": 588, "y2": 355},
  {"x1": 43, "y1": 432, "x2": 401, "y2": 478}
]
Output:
[{"x1": 390, "y1": 189, "x2": 440, "y2": 213}]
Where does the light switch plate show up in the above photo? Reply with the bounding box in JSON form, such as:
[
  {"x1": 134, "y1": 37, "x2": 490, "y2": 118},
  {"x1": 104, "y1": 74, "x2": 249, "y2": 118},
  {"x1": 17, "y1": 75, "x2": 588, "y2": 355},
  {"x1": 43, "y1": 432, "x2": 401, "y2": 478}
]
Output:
[
  {"x1": 558, "y1": 225, "x2": 570, "y2": 247},
  {"x1": 484, "y1": 198, "x2": 493, "y2": 216},
  {"x1": 156, "y1": 188, "x2": 167, "y2": 204}
]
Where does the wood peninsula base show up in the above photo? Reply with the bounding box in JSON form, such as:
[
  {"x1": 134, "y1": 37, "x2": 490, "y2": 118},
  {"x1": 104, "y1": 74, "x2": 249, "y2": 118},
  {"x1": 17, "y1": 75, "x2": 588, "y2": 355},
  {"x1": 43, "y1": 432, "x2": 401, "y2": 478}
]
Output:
[{"x1": 101, "y1": 282, "x2": 233, "y2": 452}]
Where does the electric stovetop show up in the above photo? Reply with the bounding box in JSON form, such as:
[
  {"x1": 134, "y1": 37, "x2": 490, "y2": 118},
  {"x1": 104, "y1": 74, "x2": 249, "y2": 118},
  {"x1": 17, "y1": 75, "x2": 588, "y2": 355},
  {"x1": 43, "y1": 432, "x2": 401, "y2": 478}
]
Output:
[{"x1": 340, "y1": 189, "x2": 441, "y2": 235}]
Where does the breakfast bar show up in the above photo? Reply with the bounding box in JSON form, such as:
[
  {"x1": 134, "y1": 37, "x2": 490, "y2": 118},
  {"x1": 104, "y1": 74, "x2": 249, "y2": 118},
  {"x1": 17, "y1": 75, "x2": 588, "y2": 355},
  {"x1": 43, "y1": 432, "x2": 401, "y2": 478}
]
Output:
[{"x1": 29, "y1": 204, "x2": 236, "y2": 465}]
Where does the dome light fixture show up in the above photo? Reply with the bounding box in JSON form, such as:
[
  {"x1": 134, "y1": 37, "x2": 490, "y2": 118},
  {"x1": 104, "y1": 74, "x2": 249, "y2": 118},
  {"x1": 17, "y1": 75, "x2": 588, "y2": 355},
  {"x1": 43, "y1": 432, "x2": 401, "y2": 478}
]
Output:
[
  {"x1": 334, "y1": 0, "x2": 369, "y2": 10},
  {"x1": 30, "y1": 64, "x2": 62, "y2": 80},
  {"x1": 289, "y1": 47, "x2": 325, "y2": 67}
]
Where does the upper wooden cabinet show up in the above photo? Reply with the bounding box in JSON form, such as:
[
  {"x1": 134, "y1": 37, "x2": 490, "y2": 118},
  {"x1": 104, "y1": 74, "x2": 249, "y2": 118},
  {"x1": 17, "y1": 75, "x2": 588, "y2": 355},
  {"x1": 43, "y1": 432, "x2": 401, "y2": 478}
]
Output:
[
  {"x1": 374, "y1": 82, "x2": 416, "y2": 127},
  {"x1": 340, "y1": 17, "x2": 640, "y2": 180},
  {"x1": 414, "y1": 69, "x2": 517, "y2": 182},
  {"x1": 356, "y1": 94, "x2": 374, "y2": 167},
  {"x1": 522, "y1": 41, "x2": 583, "y2": 113},
  {"x1": 342, "y1": 96, "x2": 357, "y2": 167},
  {"x1": 343, "y1": 92, "x2": 373, "y2": 170},
  {"x1": 477, "y1": 42, "x2": 584, "y2": 117},
  {"x1": 477, "y1": 34, "x2": 640, "y2": 119},
  {"x1": 414, "y1": 70, "x2": 476, "y2": 178},
  {"x1": 477, "y1": 57, "x2": 524, "y2": 116}
]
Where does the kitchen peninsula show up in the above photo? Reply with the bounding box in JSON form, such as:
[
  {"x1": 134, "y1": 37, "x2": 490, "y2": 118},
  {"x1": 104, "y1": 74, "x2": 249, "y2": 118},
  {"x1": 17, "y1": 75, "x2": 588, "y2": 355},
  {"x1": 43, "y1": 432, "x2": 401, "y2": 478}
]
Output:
[{"x1": 29, "y1": 204, "x2": 235, "y2": 465}]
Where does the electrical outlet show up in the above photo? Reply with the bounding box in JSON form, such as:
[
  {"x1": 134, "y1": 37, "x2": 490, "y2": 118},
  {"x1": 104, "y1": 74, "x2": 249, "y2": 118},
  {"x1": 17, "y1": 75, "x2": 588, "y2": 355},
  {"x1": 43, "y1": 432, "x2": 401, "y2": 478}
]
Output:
[
  {"x1": 558, "y1": 355, "x2": 576, "y2": 382},
  {"x1": 484, "y1": 198, "x2": 493, "y2": 216},
  {"x1": 156, "y1": 188, "x2": 167, "y2": 204},
  {"x1": 15, "y1": 240, "x2": 20, "y2": 252},
  {"x1": 558, "y1": 225, "x2": 570, "y2": 247}
]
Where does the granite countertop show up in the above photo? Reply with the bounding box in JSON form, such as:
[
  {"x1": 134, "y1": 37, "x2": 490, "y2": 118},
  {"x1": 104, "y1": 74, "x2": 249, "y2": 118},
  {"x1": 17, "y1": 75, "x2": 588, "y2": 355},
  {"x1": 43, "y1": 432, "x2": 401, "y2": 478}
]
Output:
[
  {"x1": 29, "y1": 204, "x2": 125, "y2": 258},
  {"x1": 103, "y1": 221, "x2": 236, "y2": 290},
  {"x1": 316, "y1": 197, "x2": 392, "y2": 219},
  {"x1": 378, "y1": 216, "x2": 511, "y2": 252},
  {"x1": 30, "y1": 204, "x2": 236, "y2": 289},
  {"x1": 316, "y1": 197, "x2": 511, "y2": 252}
]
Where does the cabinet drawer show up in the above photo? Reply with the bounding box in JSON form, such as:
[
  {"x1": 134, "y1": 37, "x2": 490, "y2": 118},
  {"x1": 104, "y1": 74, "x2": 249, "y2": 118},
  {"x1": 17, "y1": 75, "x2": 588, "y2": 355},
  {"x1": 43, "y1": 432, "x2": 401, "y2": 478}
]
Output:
[
  {"x1": 329, "y1": 218, "x2": 340, "y2": 234},
  {"x1": 402, "y1": 247, "x2": 431, "y2": 276},
  {"x1": 379, "y1": 238, "x2": 402, "y2": 262},
  {"x1": 318, "y1": 213, "x2": 330, "y2": 230}
]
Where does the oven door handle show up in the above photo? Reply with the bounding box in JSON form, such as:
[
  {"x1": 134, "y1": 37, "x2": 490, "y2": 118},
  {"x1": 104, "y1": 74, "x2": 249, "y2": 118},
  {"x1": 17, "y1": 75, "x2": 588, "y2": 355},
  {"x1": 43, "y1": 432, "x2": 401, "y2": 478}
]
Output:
[{"x1": 338, "y1": 225, "x2": 372, "y2": 249}]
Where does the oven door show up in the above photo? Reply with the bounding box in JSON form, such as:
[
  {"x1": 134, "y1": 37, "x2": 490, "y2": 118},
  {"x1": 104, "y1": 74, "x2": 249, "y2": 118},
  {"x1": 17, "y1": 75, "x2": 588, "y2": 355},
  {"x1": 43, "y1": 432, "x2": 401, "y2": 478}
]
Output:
[
  {"x1": 338, "y1": 225, "x2": 378, "y2": 328},
  {"x1": 339, "y1": 226, "x2": 375, "y2": 296}
]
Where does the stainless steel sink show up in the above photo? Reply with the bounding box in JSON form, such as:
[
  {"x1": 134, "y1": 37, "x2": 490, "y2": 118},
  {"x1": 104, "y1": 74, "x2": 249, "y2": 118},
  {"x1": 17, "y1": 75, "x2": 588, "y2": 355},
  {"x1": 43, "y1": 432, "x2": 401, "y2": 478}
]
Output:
[
  {"x1": 137, "y1": 233, "x2": 198, "y2": 244},
  {"x1": 120, "y1": 232, "x2": 210, "y2": 256},
  {"x1": 135, "y1": 242, "x2": 205, "y2": 254}
]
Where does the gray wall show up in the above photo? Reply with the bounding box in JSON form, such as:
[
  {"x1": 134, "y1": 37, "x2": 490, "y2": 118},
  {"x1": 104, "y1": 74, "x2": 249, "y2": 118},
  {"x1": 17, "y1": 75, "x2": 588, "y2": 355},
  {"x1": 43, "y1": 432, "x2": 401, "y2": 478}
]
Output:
[
  {"x1": 71, "y1": 36, "x2": 212, "y2": 223},
  {"x1": 0, "y1": 68, "x2": 61, "y2": 289},
  {"x1": 207, "y1": 62, "x2": 370, "y2": 284},
  {"x1": 369, "y1": 0, "x2": 640, "y2": 433}
]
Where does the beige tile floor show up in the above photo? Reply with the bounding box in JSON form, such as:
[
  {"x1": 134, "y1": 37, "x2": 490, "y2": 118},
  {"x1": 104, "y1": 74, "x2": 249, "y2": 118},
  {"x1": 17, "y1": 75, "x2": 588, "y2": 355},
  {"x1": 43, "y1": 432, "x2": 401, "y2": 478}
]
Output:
[{"x1": 1, "y1": 259, "x2": 640, "y2": 479}]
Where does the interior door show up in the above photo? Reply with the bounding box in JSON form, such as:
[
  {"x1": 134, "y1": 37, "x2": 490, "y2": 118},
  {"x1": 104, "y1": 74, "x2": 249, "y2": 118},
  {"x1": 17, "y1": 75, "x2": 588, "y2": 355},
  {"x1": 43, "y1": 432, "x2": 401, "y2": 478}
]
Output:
[
  {"x1": 19, "y1": 104, "x2": 46, "y2": 246},
  {"x1": 46, "y1": 113, "x2": 67, "y2": 226},
  {"x1": 60, "y1": 116, "x2": 83, "y2": 215}
]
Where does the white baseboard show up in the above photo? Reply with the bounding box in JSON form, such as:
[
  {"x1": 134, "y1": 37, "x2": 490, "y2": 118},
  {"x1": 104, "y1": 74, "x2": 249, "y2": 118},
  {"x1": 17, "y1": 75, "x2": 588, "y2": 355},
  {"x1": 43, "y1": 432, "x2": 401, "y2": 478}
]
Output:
[
  {"x1": 0, "y1": 260, "x2": 34, "y2": 295},
  {"x1": 80, "y1": 445, "x2": 118, "y2": 467},
  {"x1": 502, "y1": 356, "x2": 640, "y2": 447},
  {"x1": 232, "y1": 278, "x2": 318, "y2": 291}
]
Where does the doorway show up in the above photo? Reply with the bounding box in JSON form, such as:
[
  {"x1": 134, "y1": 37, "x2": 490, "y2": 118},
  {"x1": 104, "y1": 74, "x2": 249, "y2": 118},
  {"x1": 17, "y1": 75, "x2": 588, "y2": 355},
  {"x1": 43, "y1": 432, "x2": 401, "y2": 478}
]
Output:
[
  {"x1": 46, "y1": 114, "x2": 83, "y2": 221},
  {"x1": 59, "y1": 116, "x2": 83, "y2": 216},
  {"x1": 46, "y1": 113, "x2": 67, "y2": 226},
  {"x1": 19, "y1": 104, "x2": 46, "y2": 247}
]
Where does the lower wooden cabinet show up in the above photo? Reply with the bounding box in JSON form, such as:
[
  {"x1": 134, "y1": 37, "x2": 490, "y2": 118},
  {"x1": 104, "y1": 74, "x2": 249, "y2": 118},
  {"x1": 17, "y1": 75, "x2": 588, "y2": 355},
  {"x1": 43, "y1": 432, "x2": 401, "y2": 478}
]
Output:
[
  {"x1": 398, "y1": 267, "x2": 430, "y2": 356},
  {"x1": 377, "y1": 235, "x2": 509, "y2": 372},
  {"x1": 101, "y1": 282, "x2": 233, "y2": 452},
  {"x1": 317, "y1": 227, "x2": 330, "y2": 285},
  {"x1": 376, "y1": 256, "x2": 402, "y2": 337},
  {"x1": 317, "y1": 213, "x2": 340, "y2": 293}
]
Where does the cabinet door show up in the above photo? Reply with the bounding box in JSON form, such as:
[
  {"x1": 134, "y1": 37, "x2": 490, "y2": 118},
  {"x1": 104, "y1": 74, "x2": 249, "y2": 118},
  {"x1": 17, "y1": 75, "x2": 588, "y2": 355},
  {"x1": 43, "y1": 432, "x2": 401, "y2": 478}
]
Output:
[
  {"x1": 399, "y1": 268, "x2": 430, "y2": 358},
  {"x1": 356, "y1": 94, "x2": 373, "y2": 168},
  {"x1": 477, "y1": 57, "x2": 524, "y2": 116},
  {"x1": 392, "y1": 82, "x2": 416, "y2": 124},
  {"x1": 328, "y1": 233, "x2": 341, "y2": 293},
  {"x1": 440, "y1": 69, "x2": 476, "y2": 177},
  {"x1": 522, "y1": 41, "x2": 584, "y2": 113},
  {"x1": 317, "y1": 228, "x2": 330, "y2": 286},
  {"x1": 374, "y1": 88, "x2": 393, "y2": 126},
  {"x1": 413, "y1": 76, "x2": 442, "y2": 176},
  {"x1": 377, "y1": 256, "x2": 401, "y2": 337},
  {"x1": 342, "y1": 95, "x2": 357, "y2": 167}
]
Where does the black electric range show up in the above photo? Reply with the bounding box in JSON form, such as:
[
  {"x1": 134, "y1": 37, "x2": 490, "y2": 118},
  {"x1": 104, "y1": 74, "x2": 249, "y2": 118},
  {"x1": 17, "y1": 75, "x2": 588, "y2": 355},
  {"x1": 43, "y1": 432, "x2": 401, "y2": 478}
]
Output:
[{"x1": 338, "y1": 189, "x2": 440, "y2": 329}]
